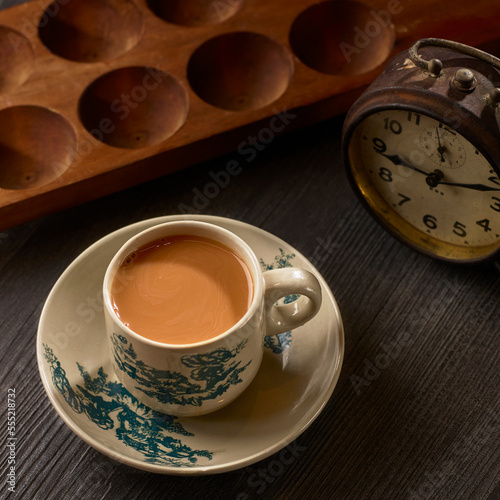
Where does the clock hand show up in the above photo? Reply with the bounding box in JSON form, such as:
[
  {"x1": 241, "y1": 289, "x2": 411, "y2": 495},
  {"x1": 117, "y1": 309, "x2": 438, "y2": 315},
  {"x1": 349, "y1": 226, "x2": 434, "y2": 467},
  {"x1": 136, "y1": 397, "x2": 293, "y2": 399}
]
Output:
[
  {"x1": 425, "y1": 168, "x2": 499, "y2": 191},
  {"x1": 379, "y1": 153, "x2": 430, "y2": 175},
  {"x1": 435, "y1": 127, "x2": 446, "y2": 163},
  {"x1": 437, "y1": 181, "x2": 500, "y2": 192},
  {"x1": 380, "y1": 154, "x2": 500, "y2": 191}
]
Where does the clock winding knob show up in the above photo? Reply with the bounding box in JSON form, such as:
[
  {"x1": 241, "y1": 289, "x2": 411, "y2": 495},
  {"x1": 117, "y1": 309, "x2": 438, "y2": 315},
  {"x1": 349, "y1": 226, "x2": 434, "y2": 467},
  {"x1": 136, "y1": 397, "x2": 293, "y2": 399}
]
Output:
[
  {"x1": 452, "y1": 68, "x2": 476, "y2": 91},
  {"x1": 427, "y1": 58, "x2": 443, "y2": 77},
  {"x1": 489, "y1": 88, "x2": 500, "y2": 106}
]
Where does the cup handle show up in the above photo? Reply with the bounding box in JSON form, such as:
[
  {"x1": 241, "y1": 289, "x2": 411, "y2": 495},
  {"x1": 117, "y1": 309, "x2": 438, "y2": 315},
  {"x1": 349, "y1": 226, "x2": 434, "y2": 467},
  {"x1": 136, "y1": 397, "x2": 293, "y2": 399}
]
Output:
[{"x1": 263, "y1": 268, "x2": 322, "y2": 337}]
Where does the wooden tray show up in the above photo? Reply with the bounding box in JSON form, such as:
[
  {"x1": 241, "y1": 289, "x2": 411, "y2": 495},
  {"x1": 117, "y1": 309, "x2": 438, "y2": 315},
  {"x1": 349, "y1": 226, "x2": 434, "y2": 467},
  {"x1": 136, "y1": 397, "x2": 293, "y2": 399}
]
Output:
[{"x1": 0, "y1": 0, "x2": 499, "y2": 230}]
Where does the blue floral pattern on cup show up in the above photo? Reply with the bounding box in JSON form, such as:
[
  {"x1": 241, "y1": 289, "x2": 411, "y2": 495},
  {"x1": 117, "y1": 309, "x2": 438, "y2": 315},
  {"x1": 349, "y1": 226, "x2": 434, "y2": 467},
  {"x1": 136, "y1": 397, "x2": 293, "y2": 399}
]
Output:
[
  {"x1": 111, "y1": 333, "x2": 251, "y2": 407},
  {"x1": 260, "y1": 248, "x2": 296, "y2": 354}
]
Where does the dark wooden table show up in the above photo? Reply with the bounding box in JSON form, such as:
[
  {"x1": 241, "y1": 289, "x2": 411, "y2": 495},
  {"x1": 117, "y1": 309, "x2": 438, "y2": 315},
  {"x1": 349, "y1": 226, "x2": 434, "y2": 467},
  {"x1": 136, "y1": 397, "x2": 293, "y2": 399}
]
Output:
[
  {"x1": 1, "y1": 108, "x2": 499, "y2": 499},
  {"x1": 1, "y1": 0, "x2": 500, "y2": 493}
]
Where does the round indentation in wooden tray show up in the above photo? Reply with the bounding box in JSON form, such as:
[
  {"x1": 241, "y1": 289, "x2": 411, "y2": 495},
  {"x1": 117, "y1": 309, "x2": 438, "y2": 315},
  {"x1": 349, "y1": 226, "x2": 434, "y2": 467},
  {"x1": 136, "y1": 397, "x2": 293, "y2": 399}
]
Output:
[
  {"x1": 78, "y1": 67, "x2": 189, "y2": 149},
  {"x1": 0, "y1": 106, "x2": 77, "y2": 190},
  {"x1": 289, "y1": 0, "x2": 394, "y2": 75},
  {"x1": 147, "y1": 0, "x2": 243, "y2": 26},
  {"x1": 0, "y1": 26, "x2": 35, "y2": 93},
  {"x1": 187, "y1": 32, "x2": 294, "y2": 111},
  {"x1": 38, "y1": 0, "x2": 143, "y2": 62}
]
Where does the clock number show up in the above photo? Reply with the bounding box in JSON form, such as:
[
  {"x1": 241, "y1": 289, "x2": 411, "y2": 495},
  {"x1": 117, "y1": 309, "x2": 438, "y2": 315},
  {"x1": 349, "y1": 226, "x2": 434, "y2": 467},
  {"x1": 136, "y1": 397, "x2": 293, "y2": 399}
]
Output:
[
  {"x1": 372, "y1": 138, "x2": 386, "y2": 153},
  {"x1": 491, "y1": 197, "x2": 500, "y2": 212},
  {"x1": 383, "y1": 118, "x2": 402, "y2": 135},
  {"x1": 453, "y1": 221, "x2": 467, "y2": 237},
  {"x1": 423, "y1": 215, "x2": 437, "y2": 230},
  {"x1": 407, "y1": 112, "x2": 421, "y2": 126},
  {"x1": 379, "y1": 167, "x2": 393, "y2": 182},
  {"x1": 489, "y1": 176, "x2": 500, "y2": 186},
  {"x1": 397, "y1": 193, "x2": 411, "y2": 205},
  {"x1": 476, "y1": 219, "x2": 492, "y2": 232}
]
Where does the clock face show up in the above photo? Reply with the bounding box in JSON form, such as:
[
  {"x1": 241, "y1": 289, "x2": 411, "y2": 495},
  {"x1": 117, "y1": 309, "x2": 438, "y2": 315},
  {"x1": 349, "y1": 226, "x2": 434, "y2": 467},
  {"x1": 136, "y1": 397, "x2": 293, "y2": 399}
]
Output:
[{"x1": 348, "y1": 109, "x2": 500, "y2": 261}]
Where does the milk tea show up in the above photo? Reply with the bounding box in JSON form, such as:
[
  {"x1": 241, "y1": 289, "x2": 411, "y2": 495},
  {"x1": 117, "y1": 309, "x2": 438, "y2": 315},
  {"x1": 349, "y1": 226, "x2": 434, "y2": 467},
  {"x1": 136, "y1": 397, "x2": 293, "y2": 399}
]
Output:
[{"x1": 111, "y1": 235, "x2": 253, "y2": 344}]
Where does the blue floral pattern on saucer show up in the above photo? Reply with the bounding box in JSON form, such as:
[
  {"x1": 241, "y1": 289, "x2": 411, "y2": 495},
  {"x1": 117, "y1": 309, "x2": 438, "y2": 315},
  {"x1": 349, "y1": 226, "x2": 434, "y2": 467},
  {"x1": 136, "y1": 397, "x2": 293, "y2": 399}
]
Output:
[{"x1": 43, "y1": 345, "x2": 212, "y2": 466}]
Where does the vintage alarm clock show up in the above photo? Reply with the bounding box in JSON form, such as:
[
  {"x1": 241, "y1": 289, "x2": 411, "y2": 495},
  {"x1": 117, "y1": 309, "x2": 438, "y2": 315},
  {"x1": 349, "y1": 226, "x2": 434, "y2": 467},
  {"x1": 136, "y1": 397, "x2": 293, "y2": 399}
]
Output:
[{"x1": 342, "y1": 38, "x2": 500, "y2": 264}]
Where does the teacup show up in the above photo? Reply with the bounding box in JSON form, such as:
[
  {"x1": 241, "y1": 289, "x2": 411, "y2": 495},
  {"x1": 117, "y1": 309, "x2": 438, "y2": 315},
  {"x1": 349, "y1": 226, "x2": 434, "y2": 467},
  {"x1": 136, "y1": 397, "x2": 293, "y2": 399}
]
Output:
[{"x1": 103, "y1": 220, "x2": 322, "y2": 416}]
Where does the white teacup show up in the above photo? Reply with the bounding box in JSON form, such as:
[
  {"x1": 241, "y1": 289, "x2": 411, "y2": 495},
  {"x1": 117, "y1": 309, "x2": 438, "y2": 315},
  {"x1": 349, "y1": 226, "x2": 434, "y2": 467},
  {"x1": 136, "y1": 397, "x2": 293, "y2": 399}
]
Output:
[{"x1": 103, "y1": 221, "x2": 322, "y2": 416}]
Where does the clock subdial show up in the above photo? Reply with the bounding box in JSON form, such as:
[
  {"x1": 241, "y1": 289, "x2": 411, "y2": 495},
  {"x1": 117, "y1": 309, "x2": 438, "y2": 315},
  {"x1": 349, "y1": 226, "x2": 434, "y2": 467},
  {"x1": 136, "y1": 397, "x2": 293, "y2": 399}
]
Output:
[{"x1": 419, "y1": 126, "x2": 466, "y2": 168}]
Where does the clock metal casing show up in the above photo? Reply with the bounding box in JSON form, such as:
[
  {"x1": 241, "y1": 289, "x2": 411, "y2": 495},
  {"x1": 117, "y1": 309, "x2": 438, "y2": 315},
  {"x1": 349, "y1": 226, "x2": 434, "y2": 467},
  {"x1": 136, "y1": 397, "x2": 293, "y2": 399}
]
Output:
[{"x1": 342, "y1": 46, "x2": 500, "y2": 263}]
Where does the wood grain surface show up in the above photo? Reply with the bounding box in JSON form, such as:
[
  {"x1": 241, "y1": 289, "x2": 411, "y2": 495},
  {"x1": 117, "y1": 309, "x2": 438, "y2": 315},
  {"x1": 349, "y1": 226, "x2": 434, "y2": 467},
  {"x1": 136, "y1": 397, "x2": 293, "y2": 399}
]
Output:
[
  {"x1": 1, "y1": 110, "x2": 499, "y2": 499},
  {"x1": 1, "y1": 0, "x2": 500, "y2": 499},
  {"x1": 0, "y1": 0, "x2": 499, "y2": 230}
]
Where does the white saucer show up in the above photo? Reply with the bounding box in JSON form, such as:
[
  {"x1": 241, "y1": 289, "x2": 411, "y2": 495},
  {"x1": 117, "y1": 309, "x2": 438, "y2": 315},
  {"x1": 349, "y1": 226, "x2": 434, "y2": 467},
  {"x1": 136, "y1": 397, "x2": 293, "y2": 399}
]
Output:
[{"x1": 37, "y1": 215, "x2": 344, "y2": 475}]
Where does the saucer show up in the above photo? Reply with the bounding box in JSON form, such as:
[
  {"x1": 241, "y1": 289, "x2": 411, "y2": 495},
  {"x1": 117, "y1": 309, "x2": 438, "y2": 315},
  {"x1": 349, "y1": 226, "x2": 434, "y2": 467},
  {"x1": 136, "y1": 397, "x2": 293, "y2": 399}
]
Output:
[{"x1": 37, "y1": 215, "x2": 344, "y2": 475}]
